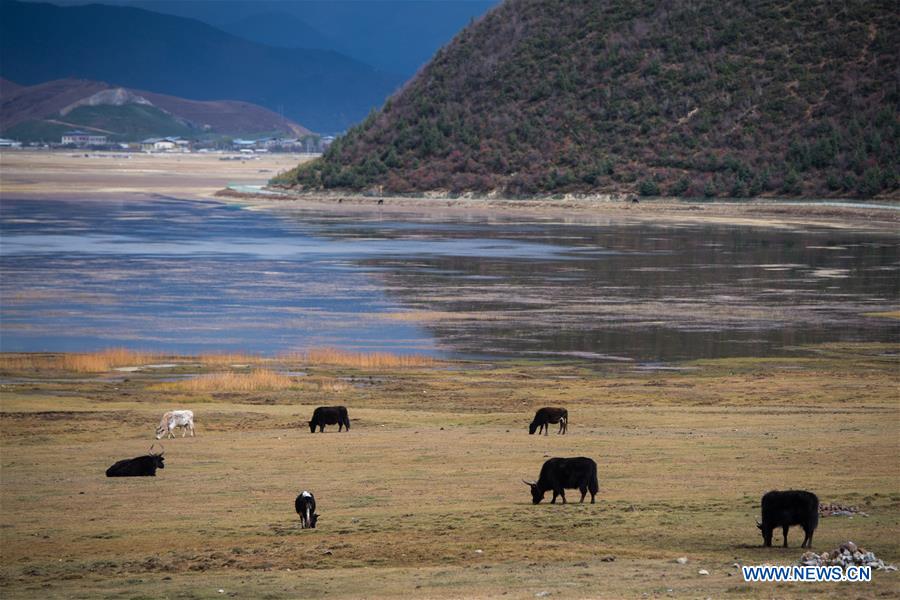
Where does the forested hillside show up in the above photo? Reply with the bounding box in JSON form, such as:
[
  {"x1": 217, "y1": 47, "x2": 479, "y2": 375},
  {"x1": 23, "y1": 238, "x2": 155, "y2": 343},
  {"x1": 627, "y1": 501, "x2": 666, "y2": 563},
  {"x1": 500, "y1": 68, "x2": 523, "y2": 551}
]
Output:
[{"x1": 281, "y1": 0, "x2": 898, "y2": 198}]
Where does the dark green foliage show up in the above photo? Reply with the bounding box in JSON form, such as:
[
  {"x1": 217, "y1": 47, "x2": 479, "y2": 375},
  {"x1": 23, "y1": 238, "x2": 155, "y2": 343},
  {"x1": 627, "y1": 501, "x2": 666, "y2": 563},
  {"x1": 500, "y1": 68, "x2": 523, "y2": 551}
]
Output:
[
  {"x1": 284, "y1": 0, "x2": 899, "y2": 198},
  {"x1": 669, "y1": 176, "x2": 690, "y2": 197},
  {"x1": 638, "y1": 179, "x2": 659, "y2": 196},
  {"x1": 782, "y1": 169, "x2": 802, "y2": 195}
]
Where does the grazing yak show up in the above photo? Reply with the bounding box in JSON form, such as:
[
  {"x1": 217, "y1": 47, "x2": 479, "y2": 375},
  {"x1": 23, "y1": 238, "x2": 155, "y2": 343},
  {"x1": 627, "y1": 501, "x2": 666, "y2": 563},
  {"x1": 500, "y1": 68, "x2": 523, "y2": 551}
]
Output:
[
  {"x1": 757, "y1": 490, "x2": 819, "y2": 548},
  {"x1": 529, "y1": 407, "x2": 568, "y2": 435},
  {"x1": 309, "y1": 406, "x2": 351, "y2": 433},
  {"x1": 155, "y1": 410, "x2": 195, "y2": 439},
  {"x1": 523, "y1": 457, "x2": 599, "y2": 504},
  {"x1": 295, "y1": 491, "x2": 318, "y2": 529},
  {"x1": 106, "y1": 445, "x2": 165, "y2": 477}
]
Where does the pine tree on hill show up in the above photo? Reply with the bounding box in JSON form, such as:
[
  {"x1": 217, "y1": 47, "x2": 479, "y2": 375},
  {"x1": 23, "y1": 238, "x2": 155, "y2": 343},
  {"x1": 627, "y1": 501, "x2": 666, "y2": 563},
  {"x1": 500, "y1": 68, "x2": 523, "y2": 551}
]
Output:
[{"x1": 278, "y1": 0, "x2": 899, "y2": 199}]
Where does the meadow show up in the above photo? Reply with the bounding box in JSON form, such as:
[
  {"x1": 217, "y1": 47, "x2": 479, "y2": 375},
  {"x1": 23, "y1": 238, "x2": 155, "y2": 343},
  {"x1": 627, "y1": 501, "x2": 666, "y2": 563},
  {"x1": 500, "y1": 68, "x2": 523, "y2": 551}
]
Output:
[{"x1": 1, "y1": 344, "x2": 898, "y2": 599}]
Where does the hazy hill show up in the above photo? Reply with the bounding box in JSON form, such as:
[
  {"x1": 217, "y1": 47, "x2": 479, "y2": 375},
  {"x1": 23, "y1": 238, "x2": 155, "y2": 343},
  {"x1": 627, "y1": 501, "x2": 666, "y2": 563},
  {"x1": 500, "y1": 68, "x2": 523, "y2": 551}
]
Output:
[
  {"x1": 0, "y1": 0, "x2": 400, "y2": 132},
  {"x1": 283, "y1": 0, "x2": 899, "y2": 198},
  {"x1": 0, "y1": 77, "x2": 23, "y2": 97},
  {"x1": 1, "y1": 78, "x2": 310, "y2": 142},
  {"x1": 220, "y1": 11, "x2": 339, "y2": 53},
  {"x1": 125, "y1": 0, "x2": 499, "y2": 79}
]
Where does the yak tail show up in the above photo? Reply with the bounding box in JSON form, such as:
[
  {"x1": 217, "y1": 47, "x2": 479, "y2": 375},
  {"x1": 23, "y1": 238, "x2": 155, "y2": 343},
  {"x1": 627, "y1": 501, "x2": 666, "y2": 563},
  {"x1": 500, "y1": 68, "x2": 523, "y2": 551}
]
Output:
[{"x1": 589, "y1": 463, "x2": 599, "y2": 494}]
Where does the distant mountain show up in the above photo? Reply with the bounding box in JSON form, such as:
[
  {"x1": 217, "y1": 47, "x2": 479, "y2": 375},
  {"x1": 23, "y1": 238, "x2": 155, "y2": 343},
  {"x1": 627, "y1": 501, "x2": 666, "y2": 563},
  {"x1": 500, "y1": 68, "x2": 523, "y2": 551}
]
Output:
[
  {"x1": 0, "y1": 77, "x2": 23, "y2": 97},
  {"x1": 282, "y1": 0, "x2": 899, "y2": 198},
  {"x1": 220, "y1": 11, "x2": 338, "y2": 53},
  {"x1": 0, "y1": 0, "x2": 401, "y2": 132},
  {"x1": 124, "y1": 0, "x2": 500, "y2": 79},
  {"x1": 1, "y1": 78, "x2": 311, "y2": 142}
]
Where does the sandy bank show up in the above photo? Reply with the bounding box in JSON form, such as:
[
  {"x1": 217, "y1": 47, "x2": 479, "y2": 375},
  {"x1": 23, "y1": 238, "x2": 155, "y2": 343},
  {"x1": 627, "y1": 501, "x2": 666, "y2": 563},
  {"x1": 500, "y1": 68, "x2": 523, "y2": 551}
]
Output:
[
  {"x1": 0, "y1": 150, "x2": 311, "y2": 201},
  {"x1": 220, "y1": 187, "x2": 900, "y2": 234}
]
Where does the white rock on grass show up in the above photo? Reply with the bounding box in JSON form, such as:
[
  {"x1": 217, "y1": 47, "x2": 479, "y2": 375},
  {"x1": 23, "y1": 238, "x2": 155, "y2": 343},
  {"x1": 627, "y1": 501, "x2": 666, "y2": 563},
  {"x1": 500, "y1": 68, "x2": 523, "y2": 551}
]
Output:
[
  {"x1": 676, "y1": 557, "x2": 688, "y2": 564},
  {"x1": 698, "y1": 569, "x2": 709, "y2": 576}
]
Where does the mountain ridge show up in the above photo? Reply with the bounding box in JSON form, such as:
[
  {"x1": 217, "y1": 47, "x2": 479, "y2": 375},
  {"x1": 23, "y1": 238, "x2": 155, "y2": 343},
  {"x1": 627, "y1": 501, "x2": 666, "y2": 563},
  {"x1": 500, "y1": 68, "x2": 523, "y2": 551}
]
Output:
[
  {"x1": 1, "y1": 78, "x2": 311, "y2": 141},
  {"x1": 282, "y1": 0, "x2": 899, "y2": 198},
  {"x1": 0, "y1": 0, "x2": 400, "y2": 132}
]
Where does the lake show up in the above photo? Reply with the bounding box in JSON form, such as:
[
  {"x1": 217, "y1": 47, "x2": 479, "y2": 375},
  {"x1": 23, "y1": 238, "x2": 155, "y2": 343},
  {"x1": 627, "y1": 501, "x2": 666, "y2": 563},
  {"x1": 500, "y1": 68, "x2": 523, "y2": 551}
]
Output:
[{"x1": 1, "y1": 196, "x2": 897, "y2": 362}]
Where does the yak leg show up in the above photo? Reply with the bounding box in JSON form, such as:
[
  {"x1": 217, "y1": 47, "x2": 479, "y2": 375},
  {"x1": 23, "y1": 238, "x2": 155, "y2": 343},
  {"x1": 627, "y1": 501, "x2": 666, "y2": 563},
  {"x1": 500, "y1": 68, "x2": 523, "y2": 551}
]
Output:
[
  {"x1": 550, "y1": 491, "x2": 558, "y2": 504},
  {"x1": 579, "y1": 487, "x2": 587, "y2": 503},
  {"x1": 544, "y1": 423, "x2": 549, "y2": 436},
  {"x1": 559, "y1": 489, "x2": 566, "y2": 504},
  {"x1": 182, "y1": 425, "x2": 187, "y2": 437},
  {"x1": 782, "y1": 525, "x2": 790, "y2": 548},
  {"x1": 802, "y1": 528, "x2": 813, "y2": 548}
]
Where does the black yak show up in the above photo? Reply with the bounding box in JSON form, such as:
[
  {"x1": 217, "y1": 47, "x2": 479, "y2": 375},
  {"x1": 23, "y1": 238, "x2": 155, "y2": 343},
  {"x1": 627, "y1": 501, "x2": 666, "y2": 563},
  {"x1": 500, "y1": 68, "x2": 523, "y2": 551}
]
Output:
[
  {"x1": 757, "y1": 490, "x2": 819, "y2": 548},
  {"x1": 529, "y1": 407, "x2": 568, "y2": 435},
  {"x1": 523, "y1": 457, "x2": 599, "y2": 504},
  {"x1": 309, "y1": 406, "x2": 350, "y2": 433},
  {"x1": 106, "y1": 445, "x2": 165, "y2": 477},
  {"x1": 295, "y1": 491, "x2": 318, "y2": 529}
]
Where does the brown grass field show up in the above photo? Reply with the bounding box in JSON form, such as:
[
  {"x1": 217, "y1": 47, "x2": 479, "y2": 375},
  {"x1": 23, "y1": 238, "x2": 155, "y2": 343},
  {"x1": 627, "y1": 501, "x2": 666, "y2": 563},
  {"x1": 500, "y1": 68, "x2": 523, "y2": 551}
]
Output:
[{"x1": 0, "y1": 344, "x2": 898, "y2": 599}]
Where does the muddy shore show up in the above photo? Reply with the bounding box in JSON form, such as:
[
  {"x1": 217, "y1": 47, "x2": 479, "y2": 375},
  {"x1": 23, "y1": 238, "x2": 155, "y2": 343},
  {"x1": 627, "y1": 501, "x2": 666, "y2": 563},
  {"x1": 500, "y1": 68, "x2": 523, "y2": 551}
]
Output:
[{"x1": 220, "y1": 187, "x2": 900, "y2": 234}]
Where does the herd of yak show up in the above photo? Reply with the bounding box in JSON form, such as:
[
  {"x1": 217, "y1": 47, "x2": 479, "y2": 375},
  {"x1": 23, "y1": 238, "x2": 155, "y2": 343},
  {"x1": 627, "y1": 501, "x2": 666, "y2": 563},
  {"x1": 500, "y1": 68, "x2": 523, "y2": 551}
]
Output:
[{"x1": 105, "y1": 405, "x2": 820, "y2": 546}]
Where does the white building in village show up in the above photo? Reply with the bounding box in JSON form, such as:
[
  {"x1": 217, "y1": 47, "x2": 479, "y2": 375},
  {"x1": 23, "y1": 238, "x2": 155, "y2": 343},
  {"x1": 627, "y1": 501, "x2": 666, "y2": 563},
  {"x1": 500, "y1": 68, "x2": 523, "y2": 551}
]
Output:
[
  {"x1": 141, "y1": 137, "x2": 191, "y2": 152},
  {"x1": 61, "y1": 130, "x2": 108, "y2": 146}
]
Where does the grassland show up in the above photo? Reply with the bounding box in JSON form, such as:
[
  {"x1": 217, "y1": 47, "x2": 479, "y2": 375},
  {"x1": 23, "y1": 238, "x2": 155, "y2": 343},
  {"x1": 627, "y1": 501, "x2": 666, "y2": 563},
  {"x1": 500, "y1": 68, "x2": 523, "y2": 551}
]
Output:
[
  {"x1": 0, "y1": 151, "x2": 311, "y2": 201},
  {"x1": 1, "y1": 344, "x2": 898, "y2": 599}
]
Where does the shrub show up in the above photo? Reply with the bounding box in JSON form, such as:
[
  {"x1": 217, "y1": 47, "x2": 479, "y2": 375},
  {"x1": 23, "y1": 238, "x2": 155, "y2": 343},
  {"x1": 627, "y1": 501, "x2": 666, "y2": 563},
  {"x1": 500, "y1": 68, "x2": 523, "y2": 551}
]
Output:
[{"x1": 638, "y1": 179, "x2": 660, "y2": 196}]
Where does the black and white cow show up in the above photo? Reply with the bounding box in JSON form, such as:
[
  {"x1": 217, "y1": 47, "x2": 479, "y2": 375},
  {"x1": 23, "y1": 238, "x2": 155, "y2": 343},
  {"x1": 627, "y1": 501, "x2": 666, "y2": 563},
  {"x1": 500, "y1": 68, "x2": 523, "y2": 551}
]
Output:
[
  {"x1": 295, "y1": 491, "x2": 318, "y2": 529},
  {"x1": 529, "y1": 407, "x2": 568, "y2": 435}
]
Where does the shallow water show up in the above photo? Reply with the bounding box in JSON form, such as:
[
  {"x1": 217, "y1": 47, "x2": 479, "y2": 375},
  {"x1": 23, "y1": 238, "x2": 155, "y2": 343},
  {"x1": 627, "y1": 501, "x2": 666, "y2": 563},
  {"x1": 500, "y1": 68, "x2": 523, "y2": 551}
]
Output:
[{"x1": 1, "y1": 197, "x2": 897, "y2": 361}]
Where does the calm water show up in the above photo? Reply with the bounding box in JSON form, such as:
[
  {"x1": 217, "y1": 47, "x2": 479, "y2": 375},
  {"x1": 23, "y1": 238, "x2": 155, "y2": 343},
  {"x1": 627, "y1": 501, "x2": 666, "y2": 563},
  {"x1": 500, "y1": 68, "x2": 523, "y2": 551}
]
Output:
[{"x1": 1, "y1": 197, "x2": 898, "y2": 361}]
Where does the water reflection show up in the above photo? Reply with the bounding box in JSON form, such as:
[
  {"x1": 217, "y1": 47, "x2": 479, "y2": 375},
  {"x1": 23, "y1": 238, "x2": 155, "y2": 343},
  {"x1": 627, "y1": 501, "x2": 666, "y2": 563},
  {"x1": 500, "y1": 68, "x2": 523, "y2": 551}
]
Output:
[{"x1": 1, "y1": 198, "x2": 897, "y2": 361}]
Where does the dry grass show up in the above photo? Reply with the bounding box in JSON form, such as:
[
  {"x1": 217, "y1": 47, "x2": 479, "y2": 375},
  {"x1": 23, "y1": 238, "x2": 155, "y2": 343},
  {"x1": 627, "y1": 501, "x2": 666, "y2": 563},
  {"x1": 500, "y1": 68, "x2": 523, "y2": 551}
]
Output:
[
  {"x1": 0, "y1": 349, "x2": 161, "y2": 373},
  {"x1": 1, "y1": 345, "x2": 898, "y2": 599},
  {"x1": 160, "y1": 369, "x2": 295, "y2": 392},
  {"x1": 314, "y1": 377, "x2": 351, "y2": 392},
  {"x1": 296, "y1": 347, "x2": 437, "y2": 369}
]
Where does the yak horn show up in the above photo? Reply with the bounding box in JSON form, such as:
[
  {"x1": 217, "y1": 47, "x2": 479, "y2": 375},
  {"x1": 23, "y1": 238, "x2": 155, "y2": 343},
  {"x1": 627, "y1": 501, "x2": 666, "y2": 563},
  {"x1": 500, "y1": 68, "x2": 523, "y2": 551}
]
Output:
[{"x1": 522, "y1": 479, "x2": 536, "y2": 486}]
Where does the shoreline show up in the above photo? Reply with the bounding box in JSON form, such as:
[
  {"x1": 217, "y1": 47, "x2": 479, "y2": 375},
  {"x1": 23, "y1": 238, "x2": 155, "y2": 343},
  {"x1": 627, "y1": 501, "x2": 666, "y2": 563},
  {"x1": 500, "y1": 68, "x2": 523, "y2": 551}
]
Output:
[
  {"x1": 218, "y1": 186, "x2": 900, "y2": 234},
  {"x1": 2, "y1": 149, "x2": 898, "y2": 233}
]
